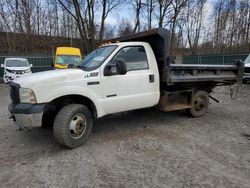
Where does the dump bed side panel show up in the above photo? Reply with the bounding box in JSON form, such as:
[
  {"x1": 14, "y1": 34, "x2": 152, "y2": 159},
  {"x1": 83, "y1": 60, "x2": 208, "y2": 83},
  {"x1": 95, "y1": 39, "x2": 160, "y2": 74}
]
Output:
[{"x1": 169, "y1": 63, "x2": 244, "y2": 84}]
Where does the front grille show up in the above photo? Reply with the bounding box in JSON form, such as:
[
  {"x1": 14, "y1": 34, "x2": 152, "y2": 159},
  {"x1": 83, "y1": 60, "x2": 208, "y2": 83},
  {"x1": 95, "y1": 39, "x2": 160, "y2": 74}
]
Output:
[
  {"x1": 9, "y1": 82, "x2": 20, "y2": 105},
  {"x1": 6, "y1": 69, "x2": 27, "y2": 74},
  {"x1": 15, "y1": 70, "x2": 23, "y2": 75},
  {"x1": 245, "y1": 67, "x2": 250, "y2": 73}
]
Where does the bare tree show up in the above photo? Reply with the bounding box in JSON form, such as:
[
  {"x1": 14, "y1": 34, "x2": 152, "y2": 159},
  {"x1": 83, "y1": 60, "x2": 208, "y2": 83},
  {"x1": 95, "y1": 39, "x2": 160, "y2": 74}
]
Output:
[
  {"x1": 185, "y1": 0, "x2": 207, "y2": 55},
  {"x1": 104, "y1": 24, "x2": 116, "y2": 39},
  {"x1": 99, "y1": 0, "x2": 123, "y2": 42},
  {"x1": 213, "y1": 0, "x2": 227, "y2": 53},
  {"x1": 155, "y1": 0, "x2": 172, "y2": 28},
  {"x1": 118, "y1": 18, "x2": 133, "y2": 36},
  {"x1": 0, "y1": 0, "x2": 250, "y2": 55},
  {"x1": 169, "y1": 0, "x2": 188, "y2": 54},
  {"x1": 236, "y1": 0, "x2": 250, "y2": 51},
  {"x1": 146, "y1": 0, "x2": 154, "y2": 29},
  {"x1": 57, "y1": 0, "x2": 96, "y2": 52},
  {"x1": 131, "y1": 0, "x2": 143, "y2": 33}
]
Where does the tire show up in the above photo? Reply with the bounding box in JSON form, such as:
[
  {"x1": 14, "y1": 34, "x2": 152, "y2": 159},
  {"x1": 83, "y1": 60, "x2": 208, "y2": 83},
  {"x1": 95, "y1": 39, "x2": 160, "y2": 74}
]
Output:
[
  {"x1": 187, "y1": 91, "x2": 209, "y2": 118},
  {"x1": 53, "y1": 104, "x2": 93, "y2": 148}
]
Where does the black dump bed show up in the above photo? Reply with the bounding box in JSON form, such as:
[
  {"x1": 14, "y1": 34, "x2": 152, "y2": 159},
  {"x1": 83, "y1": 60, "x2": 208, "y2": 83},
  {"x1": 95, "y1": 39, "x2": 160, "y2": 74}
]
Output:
[{"x1": 106, "y1": 28, "x2": 244, "y2": 87}]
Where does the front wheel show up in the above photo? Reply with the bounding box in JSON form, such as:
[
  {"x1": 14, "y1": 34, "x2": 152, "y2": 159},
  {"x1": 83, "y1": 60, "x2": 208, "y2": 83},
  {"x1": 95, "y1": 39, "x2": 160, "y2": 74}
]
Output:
[
  {"x1": 53, "y1": 104, "x2": 93, "y2": 148},
  {"x1": 187, "y1": 91, "x2": 209, "y2": 118}
]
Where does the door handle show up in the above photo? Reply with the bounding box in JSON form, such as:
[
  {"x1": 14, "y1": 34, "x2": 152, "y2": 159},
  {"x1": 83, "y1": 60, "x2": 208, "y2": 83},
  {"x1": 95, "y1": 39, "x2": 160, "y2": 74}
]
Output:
[{"x1": 149, "y1": 74, "x2": 154, "y2": 83}]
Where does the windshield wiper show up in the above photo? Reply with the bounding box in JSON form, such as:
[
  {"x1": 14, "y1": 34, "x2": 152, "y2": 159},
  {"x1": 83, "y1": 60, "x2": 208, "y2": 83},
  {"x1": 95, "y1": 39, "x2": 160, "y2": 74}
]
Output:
[{"x1": 76, "y1": 64, "x2": 86, "y2": 70}]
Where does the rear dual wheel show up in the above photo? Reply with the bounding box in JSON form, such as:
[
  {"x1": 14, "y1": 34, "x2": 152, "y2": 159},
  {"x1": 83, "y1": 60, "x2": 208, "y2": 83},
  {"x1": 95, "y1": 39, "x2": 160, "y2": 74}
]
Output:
[
  {"x1": 187, "y1": 91, "x2": 209, "y2": 118},
  {"x1": 53, "y1": 104, "x2": 93, "y2": 148}
]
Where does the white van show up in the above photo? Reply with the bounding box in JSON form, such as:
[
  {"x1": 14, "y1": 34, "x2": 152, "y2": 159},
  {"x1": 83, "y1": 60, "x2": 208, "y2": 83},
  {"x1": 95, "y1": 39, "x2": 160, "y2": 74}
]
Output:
[
  {"x1": 1, "y1": 58, "x2": 32, "y2": 83},
  {"x1": 243, "y1": 54, "x2": 250, "y2": 83}
]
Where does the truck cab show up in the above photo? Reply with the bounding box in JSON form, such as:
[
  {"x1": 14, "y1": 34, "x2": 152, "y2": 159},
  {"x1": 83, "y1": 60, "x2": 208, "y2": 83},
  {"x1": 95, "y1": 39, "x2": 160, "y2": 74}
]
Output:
[
  {"x1": 54, "y1": 47, "x2": 82, "y2": 69},
  {"x1": 80, "y1": 42, "x2": 160, "y2": 114}
]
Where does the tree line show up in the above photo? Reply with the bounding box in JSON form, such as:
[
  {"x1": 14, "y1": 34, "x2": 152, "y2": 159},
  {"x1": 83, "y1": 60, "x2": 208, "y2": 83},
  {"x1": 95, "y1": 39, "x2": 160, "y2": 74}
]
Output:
[{"x1": 0, "y1": 0, "x2": 249, "y2": 55}]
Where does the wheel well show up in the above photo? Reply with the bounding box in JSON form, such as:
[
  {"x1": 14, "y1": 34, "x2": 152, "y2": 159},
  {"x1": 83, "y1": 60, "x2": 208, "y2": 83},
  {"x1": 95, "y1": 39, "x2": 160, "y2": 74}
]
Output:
[{"x1": 42, "y1": 95, "x2": 97, "y2": 128}]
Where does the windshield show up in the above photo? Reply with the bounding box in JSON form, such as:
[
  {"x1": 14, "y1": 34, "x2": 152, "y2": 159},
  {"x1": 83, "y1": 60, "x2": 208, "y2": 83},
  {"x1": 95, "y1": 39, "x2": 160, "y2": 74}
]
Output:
[
  {"x1": 80, "y1": 45, "x2": 117, "y2": 70},
  {"x1": 56, "y1": 55, "x2": 81, "y2": 65},
  {"x1": 6, "y1": 59, "x2": 29, "y2": 67},
  {"x1": 244, "y1": 54, "x2": 250, "y2": 64}
]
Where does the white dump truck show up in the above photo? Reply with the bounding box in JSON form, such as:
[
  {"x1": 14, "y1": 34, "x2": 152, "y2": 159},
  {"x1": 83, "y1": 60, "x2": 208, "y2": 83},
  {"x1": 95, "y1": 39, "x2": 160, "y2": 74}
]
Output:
[{"x1": 8, "y1": 29, "x2": 244, "y2": 148}]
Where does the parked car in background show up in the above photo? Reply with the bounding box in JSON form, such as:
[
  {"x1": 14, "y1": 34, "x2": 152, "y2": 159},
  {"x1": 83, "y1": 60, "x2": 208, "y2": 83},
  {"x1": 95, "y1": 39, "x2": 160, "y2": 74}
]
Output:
[
  {"x1": 1, "y1": 58, "x2": 32, "y2": 83},
  {"x1": 54, "y1": 47, "x2": 82, "y2": 69},
  {"x1": 243, "y1": 54, "x2": 250, "y2": 83}
]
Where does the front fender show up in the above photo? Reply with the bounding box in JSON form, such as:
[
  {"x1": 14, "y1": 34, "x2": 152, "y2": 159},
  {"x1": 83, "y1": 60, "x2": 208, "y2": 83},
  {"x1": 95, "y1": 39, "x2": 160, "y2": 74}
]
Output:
[{"x1": 32, "y1": 80, "x2": 103, "y2": 117}]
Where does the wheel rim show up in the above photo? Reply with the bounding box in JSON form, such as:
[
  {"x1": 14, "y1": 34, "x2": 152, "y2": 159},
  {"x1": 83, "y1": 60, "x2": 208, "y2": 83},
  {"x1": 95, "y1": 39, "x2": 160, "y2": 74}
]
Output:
[
  {"x1": 69, "y1": 114, "x2": 87, "y2": 139},
  {"x1": 194, "y1": 97, "x2": 206, "y2": 112}
]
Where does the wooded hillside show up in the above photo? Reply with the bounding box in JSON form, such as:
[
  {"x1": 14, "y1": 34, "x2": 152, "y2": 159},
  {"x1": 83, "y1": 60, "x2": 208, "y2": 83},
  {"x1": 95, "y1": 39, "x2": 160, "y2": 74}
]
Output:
[{"x1": 0, "y1": 0, "x2": 249, "y2": 55}]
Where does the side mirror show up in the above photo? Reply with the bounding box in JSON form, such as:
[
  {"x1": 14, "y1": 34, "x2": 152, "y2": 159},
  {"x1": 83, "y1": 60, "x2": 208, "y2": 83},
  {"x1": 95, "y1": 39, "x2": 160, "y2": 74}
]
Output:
[
  {"x1": 115, "y1": 58, "x2": 127, "y2": 75},
  {"x1": 104, "y1": 64, "x2": 113, "y2": 76},
  {"x1": 68, "y1": 64, "x2": 75, "y2": 68},
  {"x1": 30, "y1": 64, "x2": 33, "y2": 67},
  {"x1": 104, "y1": 59, "x2": 127, "y2": 76},
  {"x1": 0, "y1": 64, "x2": 4, "y2": 68}
]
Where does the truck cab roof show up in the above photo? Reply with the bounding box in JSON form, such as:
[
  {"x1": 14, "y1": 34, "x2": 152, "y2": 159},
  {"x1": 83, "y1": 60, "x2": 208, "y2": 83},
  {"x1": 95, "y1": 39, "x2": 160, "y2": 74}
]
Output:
[{"x1": 103, "y1": 41, "x2": 149, "y2": 47}]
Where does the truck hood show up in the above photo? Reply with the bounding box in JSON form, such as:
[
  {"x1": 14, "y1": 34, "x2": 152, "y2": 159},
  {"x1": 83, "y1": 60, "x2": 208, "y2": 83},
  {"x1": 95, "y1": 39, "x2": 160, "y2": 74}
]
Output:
[{"x1": 14, "y1": 69, "x2": 86, "y2": 88}]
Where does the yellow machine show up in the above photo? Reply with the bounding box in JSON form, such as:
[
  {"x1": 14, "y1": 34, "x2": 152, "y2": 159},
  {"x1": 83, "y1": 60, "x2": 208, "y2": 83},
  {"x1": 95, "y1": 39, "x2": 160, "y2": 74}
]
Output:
[{"x1": 54, "y1": 47, "x2": 82, "y2": 69}]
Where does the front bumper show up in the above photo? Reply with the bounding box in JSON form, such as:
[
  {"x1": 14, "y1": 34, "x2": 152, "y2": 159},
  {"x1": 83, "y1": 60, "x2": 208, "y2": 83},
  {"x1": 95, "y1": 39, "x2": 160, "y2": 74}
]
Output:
[
  {"x1": 11, "y1": 113, "x2": 43, "y2": 128},
  {"x1": 3, "y1": 75, "x2": 16, "y2": 83},
  {"x1": 9, "y1": 103, "x2": 46, "y2": 128},
  {"x1": 4, "y1": 72, "x2": 31, "y2": 83}
]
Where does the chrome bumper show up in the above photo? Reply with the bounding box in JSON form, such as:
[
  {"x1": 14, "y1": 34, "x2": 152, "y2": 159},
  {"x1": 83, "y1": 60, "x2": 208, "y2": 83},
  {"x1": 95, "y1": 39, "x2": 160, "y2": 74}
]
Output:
[{"x1": 12, "y1": 112, "x2": 43, "y2": 128}]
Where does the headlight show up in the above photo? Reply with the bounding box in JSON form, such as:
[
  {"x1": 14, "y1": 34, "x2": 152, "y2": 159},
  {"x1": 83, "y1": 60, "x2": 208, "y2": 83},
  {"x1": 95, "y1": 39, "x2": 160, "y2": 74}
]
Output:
[
  {"x1": 6, "y1": 69, "x2": 13, "y2": 73},
  {"x1": 19, "y1": 88, "x2": 37, "y2": 104}
]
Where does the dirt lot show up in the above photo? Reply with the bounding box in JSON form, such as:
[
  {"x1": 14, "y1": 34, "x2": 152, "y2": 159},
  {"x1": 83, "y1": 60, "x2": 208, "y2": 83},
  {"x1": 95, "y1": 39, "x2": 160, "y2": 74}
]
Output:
[{"x1": 0, "y1": 83, "x2": 250, "y2": 188}]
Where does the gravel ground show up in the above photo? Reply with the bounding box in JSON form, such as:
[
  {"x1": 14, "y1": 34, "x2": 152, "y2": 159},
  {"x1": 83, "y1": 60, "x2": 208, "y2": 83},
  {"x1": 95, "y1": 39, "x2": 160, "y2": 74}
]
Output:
[{"x1": 0, "y1": 83, "x2": 250, "y2": 188}]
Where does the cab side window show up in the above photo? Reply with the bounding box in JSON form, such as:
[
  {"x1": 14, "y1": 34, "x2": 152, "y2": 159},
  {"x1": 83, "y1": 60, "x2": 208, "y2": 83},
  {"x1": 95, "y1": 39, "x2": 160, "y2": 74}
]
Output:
[{"x1": 112, "y1": 46, "x2": 148, "y2": 71}]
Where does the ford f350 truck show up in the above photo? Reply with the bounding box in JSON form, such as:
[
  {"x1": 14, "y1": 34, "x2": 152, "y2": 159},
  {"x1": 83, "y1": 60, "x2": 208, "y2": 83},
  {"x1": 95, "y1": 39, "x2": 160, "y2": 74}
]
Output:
[{"x1": 8, "y1": 28, "x2": 244, "y2": 148}]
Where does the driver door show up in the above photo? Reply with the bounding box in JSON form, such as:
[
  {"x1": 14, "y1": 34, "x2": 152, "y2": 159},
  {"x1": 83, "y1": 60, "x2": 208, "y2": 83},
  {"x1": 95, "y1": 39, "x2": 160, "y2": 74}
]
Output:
[{"x1": 101, "y1": 46, "x2": 158, "y2": 115}]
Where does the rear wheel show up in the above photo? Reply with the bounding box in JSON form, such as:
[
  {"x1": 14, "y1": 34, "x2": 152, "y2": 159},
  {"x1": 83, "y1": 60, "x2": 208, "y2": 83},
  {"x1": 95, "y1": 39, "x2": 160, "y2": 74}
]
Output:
[
  {"x1": 187, "y1": 91, "x2": 209, "y2": 118},
  {"x1": 53, "y1": 104, "x2": 93, "y2": 148}
]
